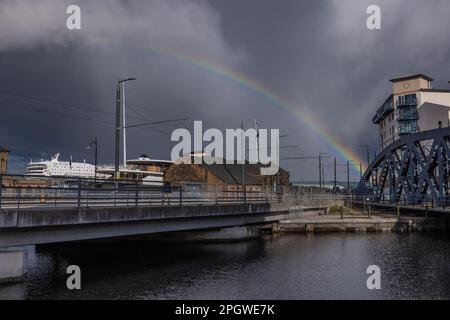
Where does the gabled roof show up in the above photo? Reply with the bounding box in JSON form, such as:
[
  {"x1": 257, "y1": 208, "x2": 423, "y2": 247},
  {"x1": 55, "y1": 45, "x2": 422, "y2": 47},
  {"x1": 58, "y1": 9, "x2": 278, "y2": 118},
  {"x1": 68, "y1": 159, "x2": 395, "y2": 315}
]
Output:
[
  {"x1": 390, "y1": 74, "x2": 434, "y2": 83},
  {"x1": 203, "y1": 163, "x2": 265, "y2": 185},
  {"x1": 172, "y1": 154, "x2": 289, "y2": 185},
  {"x1": 202, "y1": 161, "x2": 289, "y2": 185},
  {"x1": 203, "y1": 163, "x2": 238, "y2": 184}
]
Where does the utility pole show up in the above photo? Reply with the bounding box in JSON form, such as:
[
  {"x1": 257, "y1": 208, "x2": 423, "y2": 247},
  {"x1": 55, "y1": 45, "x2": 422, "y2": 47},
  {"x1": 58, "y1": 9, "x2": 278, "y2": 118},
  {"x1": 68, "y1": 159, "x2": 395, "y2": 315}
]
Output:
[
  {"x1": 347, "y1": 160, "x2": 350, "y2": 194},
  {"x1": 345, "y1": 159, "x2": 358, "y2": 194},
  {"x1": 322, "y1": 162, "x2": 325, "y2": 186},
  {"x1": 318, "y1": 153, "x2": 329, "y2": 191},
  {"x1": 115, "y1": 77, "x2": 136, "y2": 180},
  {"x1": 115, "y1": 82, "x2": 121, "y2": 180},
  {"x1": 282, "y1": 154, "x2": 330, "y2": 190},
  {"x1": 122, "y1": 82, "x2": 127, "y2": 168},
  {"x1": 87, "y1": 137, "x2": 98, "y2": 185},
  {"x1": 255, "y1": 119, "x2": 259, "y2": 164},
  {"x1": 323, "y1": 161, "x2": 353, "y2": 192},
  {"x1": 334, "y1": 157, "x2": 337, "y2": 190},
  {"x1": 319, "y1": 153, "x2": 322, "y2": 190},
  {"x1": 94, "y1": 137, "x2": 97, "y2": 185},
  {"x1": 241, "y1": 120, "x2": 246, "y2": 203}
]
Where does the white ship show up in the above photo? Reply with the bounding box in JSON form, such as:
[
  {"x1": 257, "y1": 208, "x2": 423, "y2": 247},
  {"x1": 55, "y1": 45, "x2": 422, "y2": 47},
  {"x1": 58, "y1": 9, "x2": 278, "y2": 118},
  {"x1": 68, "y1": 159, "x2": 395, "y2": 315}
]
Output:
[{"x1": 25, "y1": 153, "x2": 99, "y2": 178}]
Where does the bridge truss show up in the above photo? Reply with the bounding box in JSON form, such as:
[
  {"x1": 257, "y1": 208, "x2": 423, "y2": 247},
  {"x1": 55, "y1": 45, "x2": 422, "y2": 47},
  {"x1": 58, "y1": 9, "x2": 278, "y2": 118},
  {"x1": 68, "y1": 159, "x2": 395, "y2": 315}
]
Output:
[{"x1": 356, "y1": 127, "x2": 450, "y2": 206}]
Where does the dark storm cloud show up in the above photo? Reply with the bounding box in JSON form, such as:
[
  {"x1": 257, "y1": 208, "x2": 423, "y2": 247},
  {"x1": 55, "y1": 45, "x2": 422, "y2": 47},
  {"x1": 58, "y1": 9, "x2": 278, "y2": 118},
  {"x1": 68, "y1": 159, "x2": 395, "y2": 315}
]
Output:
[
  {"x1": 1, "y1": 0, "x2": 450, "y2": 181},
  {"x1": 0, "y1": 0, "x2": 246, "y2": 169},
  {"x1": 211, "y1": 0, "x2": 450, "y2": 180}
]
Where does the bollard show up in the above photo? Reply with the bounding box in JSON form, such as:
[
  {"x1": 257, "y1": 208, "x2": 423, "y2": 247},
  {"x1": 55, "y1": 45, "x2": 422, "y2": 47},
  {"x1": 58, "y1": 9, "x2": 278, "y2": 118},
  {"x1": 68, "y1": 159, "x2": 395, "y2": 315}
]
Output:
[
  {"x1": 397, "y1": 205, "x2": 400, "y2": 217},
  {"x1": 340, "y1": 206, "x2": 343, "y2": 219},
  {"x1": 179, "y1": 186, "x2": 183, "y2": 206}
]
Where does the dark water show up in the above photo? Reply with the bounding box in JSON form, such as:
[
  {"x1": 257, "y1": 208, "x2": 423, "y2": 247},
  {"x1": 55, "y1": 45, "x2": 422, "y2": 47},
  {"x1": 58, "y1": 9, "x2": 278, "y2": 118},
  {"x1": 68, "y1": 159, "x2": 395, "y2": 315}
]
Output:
[{"x1": 1, "y1": 233, "x2": 450, "y2": 300}]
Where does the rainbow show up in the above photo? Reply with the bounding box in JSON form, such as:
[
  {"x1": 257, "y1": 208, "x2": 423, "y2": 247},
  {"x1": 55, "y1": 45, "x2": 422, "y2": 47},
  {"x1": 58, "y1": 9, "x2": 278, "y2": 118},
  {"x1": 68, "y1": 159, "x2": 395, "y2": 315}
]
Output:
[{"x1": 145, "y1": 48, "x2": 365, "y2": 174}]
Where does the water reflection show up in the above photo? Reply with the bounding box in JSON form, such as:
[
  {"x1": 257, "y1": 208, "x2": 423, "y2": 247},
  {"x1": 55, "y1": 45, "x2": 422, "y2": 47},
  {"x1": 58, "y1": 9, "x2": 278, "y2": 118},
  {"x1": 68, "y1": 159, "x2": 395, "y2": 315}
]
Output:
[
  {"x1": 0, "y1": 282, "x2": 26, "y2": 300},
  {"x1": 2, "y1": 233, "x2": 450, "y2": 299}
]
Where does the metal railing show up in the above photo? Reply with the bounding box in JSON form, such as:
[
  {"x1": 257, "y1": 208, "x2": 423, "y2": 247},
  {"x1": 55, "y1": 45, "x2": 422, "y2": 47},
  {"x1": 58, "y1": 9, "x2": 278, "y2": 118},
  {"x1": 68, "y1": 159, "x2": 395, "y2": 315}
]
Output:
[
  {"x1": 395, "y1": 97, "x2": 418, "y2": 107},
  {"x1": 352, "y1": 193, "x2": 450, "y2": 211},
  {"x1": 396, "y1": 110, "x2": 418, "y2": 121},
  {"x1": 0, "y1": 174, "x2": 345, "y2": 210}
]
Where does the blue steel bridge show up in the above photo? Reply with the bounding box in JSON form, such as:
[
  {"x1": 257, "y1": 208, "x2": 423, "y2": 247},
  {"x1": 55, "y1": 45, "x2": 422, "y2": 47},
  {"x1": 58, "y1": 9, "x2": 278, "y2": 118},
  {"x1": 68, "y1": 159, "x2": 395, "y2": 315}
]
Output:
[{"x1": 356, "y1": 127, "x2": 450, "y2": 208}]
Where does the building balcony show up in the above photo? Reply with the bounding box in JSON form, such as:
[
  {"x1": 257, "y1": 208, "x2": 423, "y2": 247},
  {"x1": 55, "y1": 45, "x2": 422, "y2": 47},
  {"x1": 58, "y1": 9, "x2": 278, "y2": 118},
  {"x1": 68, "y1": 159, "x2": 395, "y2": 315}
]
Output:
[
  {"x1": 398, "y1": 121, "x2": 419, "y2": 135},
  {"x1": 396, "y1": 109, "x2": 419, "y2": 121},
  {"x1": 396, "y1": 97, "x2": 418, "y2": 108},
  {"x1": 399, "y1": 128, "x2": 419, "y2": 135},
  {"x1": 373, "y1": 99, "x2": 394, "y2": 124}
]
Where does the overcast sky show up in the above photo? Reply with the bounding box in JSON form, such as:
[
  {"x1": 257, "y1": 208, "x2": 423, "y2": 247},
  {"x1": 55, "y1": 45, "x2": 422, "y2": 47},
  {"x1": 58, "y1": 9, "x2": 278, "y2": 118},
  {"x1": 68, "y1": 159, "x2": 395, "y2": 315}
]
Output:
[{"x1": 1, "y1": 0, "x2": 450, "y2": 181}]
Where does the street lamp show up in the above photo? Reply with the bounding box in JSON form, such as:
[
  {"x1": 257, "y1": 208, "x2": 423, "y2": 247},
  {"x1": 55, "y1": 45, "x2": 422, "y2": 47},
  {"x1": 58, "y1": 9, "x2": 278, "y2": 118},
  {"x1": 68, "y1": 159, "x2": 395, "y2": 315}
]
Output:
[
  {"x1": 115, "y1": 77, "x2": 136, "y2": 180},
  {"x1": 87, "y1": 137, "x2": 98, "y2": 185}
]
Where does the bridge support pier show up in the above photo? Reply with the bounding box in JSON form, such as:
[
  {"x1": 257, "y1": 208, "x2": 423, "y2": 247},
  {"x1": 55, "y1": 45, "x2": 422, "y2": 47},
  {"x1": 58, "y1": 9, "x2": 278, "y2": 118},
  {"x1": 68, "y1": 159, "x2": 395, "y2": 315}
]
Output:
[{"x1": 0, "y1": 248, "x2": 27, "y2": 285}]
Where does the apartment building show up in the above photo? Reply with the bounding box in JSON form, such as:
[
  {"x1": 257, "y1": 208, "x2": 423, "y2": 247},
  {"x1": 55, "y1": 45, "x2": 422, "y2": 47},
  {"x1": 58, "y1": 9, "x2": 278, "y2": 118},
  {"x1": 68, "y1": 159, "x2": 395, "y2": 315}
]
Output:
[{"x1": 373, "y1": 74, "x2": 450, "y2": 150}]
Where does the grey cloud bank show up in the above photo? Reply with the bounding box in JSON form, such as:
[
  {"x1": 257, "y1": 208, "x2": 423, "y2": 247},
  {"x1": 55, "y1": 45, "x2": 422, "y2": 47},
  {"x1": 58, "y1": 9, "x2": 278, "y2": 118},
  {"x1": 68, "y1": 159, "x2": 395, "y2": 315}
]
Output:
[{"x1": 1, "y1": 0, "x2": 450, "y2": 181}]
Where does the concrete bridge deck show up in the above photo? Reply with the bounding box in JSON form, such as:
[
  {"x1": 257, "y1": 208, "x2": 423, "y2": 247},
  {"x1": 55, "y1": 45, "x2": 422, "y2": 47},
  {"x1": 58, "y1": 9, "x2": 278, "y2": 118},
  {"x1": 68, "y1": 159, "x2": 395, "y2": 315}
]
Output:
[{"x1": 0, "y1": 201, "x2": 340, "y2": 248}]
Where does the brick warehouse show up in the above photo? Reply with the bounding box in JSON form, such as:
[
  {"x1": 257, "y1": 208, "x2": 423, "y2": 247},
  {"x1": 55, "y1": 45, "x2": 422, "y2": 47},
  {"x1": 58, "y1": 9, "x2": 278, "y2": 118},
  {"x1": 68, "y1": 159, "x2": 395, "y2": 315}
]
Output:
[{"x1": 164, "y1": 160, "x2": 290, "y2": 192}]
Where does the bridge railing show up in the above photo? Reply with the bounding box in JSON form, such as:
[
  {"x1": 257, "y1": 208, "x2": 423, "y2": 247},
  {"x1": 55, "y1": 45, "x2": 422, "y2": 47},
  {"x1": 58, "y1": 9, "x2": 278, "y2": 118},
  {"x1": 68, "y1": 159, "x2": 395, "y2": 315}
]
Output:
[
  {"x1": 352, "y1": 193, "x2": 450, "y2": 211},
  {"x1": 0, "y1": 174, "x2": 345, "y2": 210}
]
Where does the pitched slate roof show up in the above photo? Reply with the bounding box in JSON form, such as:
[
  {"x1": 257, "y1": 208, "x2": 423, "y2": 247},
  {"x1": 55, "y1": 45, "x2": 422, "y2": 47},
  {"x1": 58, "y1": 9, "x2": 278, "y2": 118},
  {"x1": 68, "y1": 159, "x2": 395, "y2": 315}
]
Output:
[{"x1": 203, "y1": 161, "x2": 288, "y2": 185}]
